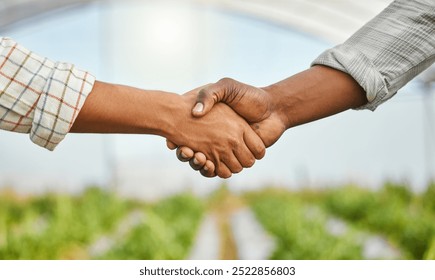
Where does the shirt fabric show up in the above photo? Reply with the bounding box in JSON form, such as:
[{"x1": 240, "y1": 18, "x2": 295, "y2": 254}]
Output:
[
  {"x1": 0, "y1": 37, "x2": 95, "y2": 150},
  {"x1": 312, "y1": 0, "x2": 435, "y2": 111}
]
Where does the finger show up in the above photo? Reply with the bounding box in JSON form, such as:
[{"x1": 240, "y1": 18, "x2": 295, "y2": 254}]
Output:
[
  {"x1": 215, "y1": 162, "x2": 233, "y2": 179},
  {"x1": 200, "y1": 160, "x2": 216, "y2": 177},
  {"x1": 192, "y1": 88, "x2": 219, "y2": 117},
  {"x1": 176, "y1": 146, "x2": 194, "y2": 162},
  {"x1": 244, "y1": 128, "x2": 266, "y2": 160},
  {"x1": 189, "y1": 152, "x2": 207, "y2": 171},
  {"x1": 233, "y1": 144, "x2": 256, "y2": 168},
  {"x1": 221, "y1": 152, "x2": 243, "y2": 174},
  {"x1": 192, "y1": 79, "x2": 234, "y2": 117},
  {"x1": 166, "y1": 139, "x2": 178, "y2": 150}
]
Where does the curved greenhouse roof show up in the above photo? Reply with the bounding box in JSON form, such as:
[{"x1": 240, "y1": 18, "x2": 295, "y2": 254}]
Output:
[{"x1": 0, "y1": 0, "x2": 392, "y2": 43}]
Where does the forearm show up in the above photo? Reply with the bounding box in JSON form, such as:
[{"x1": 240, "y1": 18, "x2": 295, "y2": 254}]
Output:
[
  {"x1": 70, "y1": 81, "x2": 177, "y2": 138},
  {"x1": 0, "y1": 37, "x2": 95, "y2": 150},
  {"x1": 72, "y1": 81, "x2": 265, "y2": 177},
  {"x1": 263, "y1": 65, "x2": 367, "y2": 129},
  {"x1": 312, "y1": 0, "x2": 435, "y2": 111}
]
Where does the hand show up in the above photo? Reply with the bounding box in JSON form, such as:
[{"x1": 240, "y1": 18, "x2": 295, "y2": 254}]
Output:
[
  {"x1": 167, "y1": 78, "x2": 288, "y2": 177},
  {"x1": 168, "y1": 66, "x2": 368, "y2": 177},
  {"x1": 70, "y1": 81, "x2": 264, "y2": 179},
  {"x1": 166, "y1": 88, "x2": 266, "y2": 178},
  {"x1": 193, "y1": 78, "x2": 287, "y2": 147}
]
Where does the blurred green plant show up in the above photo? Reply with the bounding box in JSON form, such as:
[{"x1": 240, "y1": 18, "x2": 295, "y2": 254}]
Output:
[
  {"x1": 424, "y1": 237, "x2": 435, "y2": 260},
  {"x1": 245, "y1": 182, "x2": 435, "y2": 260},
  {"x1": 245, "y1": 189, "x2": 362, "y2": 259},
  {"x1": 0, "y1": 188, "x2": 203, "y2": 260},
  {"x1": 0, "y1": 182, "x2": 434, "y2": 260},
  {"x1": 101, "y1": 193, "x2": 204, "y2": 260},
  {"x1": 0, "y1": 187, "x2": 130, "y2": 259},
  {"x1": 323, "y1": 183, "x2": 435, "y2": 259},
  {"x1": 422, "y1": 182, "x2": 435, "y2": 213}
]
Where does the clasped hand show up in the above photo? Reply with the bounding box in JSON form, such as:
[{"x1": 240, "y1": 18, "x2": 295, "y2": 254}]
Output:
[{"x1": 167, "y1": 78, "x2": 288, "y2": 178}]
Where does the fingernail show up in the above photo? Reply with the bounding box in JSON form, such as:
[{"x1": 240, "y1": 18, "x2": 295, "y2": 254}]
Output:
[
  {"x1": 193, "y1": 103, "x2": 204, "y2": 113},
  {"x1": 181, "y1": 152, "x2": 188, "y2": 159},
  {"x1": 203, "y1": 166, "x2": 209, "y2": 171},
  {"x1": 193, "y1": 158, "x2": 200, "y2": 165}
]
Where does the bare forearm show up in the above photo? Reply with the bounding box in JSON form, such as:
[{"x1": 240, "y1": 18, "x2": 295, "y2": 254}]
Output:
[
  {"x1": 263, "y1": 65, "x2": 368, "y2": 129},
  {"x1": 70, "y1": 81, "x2": 265, "y2": 178},
  {"x1": 70, "y1": 81, "x2": 177, "y2": 137}
]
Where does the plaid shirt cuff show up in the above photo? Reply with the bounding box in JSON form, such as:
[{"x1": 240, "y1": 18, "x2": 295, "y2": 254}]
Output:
[{"x1": 0, "y1": 37, "x2": 95, "y2": 150}]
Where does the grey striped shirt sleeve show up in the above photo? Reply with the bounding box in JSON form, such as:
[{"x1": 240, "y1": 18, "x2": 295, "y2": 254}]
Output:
[{"x1": 311, "y1": 0, "x2": 435, "y2": 111}]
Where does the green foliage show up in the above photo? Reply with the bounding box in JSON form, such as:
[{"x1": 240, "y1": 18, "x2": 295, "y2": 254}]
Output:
[
  {"x1": 247, "y1": 190, "x2": 362, "y2": 259},
  {"x1": 101, "y1": 193, "x2": 204, "y2": 260},
  {"x1": 381, "y1": 182, "x2": 413, "y2": 204},
  {"x1": 323, "y1": 185, "x2": 377, "y2": 221},
  {"x1": 422, "y1": 182, "x2": 435, "y2": 213},
  {"x1": 0, "y1": 187, "x2": 129, "y2": 259},
  {"x1": 320, "y1": 183, "x2": 435, "y2": 259},
  {"x1": 246, "y1": 182, "x2": 435, "y2": 260},
  {"x1": 1, "y1": 182, "x2": 434, "y2": 260},
  {"x1": 0, "y1": 189, "x2": 203, "y2": 260},
  {"x1": 424, "y1": 237, "x2": 435, "y2": 260}
]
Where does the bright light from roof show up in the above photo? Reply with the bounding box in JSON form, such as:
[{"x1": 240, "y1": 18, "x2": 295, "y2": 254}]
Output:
[
  {"x1": 146, "y1": 6, "x2": 193, "y2": 48},
  {"x1": 108, "y1": 1, "x2": 195, "y2": 55}
]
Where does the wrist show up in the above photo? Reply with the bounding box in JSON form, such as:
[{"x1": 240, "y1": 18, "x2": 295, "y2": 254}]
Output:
[
  {"x1": 155, "y1": 93, "x2": 197, "y2": 142},
  {"x1": 261, "y1": 83, "x2": 294, "y2": 130},
  {"x1": 137, "y1": 91, "x2": 183, "y2": 139},
  {"x1": 72, "y1": 81, "x2": 183, "y2": 137},
  {"x1": 262, "y1": 66, "x2": 367, "y2": 129}
]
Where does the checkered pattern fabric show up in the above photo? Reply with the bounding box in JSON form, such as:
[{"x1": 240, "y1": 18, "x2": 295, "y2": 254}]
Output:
[
  {"x1": 312, "y1": 0, "x2": 435, "y2": 111},
  {"x1": 0, "y1": 37, "x2": 95, "y2": 150}
]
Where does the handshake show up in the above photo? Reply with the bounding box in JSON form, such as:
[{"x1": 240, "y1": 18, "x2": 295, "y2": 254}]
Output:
[
  {"x1": 165, "y1": 77, "x2": 287, "y2": 179},
  {"x1": 162, "y1": 65, "x2": 368, "y2": 178},
  {"x1": 72, "y1": 66, "x2": 367, "y2": 177}
]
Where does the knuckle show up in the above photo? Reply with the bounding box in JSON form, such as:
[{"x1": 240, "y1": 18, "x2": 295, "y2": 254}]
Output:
[
  {"x1": 218, "y1": 169, "x2": 232, "y2": 179},
  {"x1": 166, "y1": 140, "x2": 177, "y2": 150},
  {"x1": 200, "y1": 169, "x2": 215, "y2": 178},
  {"x1": 233, "y1": 166, "x2": 243, "y2": 174},
  {"x1": 176, "y1": 151, "x2": 188, "y2": 162},
  {"x1": 245, "y1": 157, "x2": 255, "y2": 168},
  {"x1": 229, "y1": 137, "x2": 238, "y2": 147},
  {"x1": 198, "y1": 88, "x2": 209, "y2": 98},
  {"x1": 189, "y1": 159, "x2": 202, "y2": 170},
  {"x1": 254, "y1": 144, "x2": 266, "y2": 159},
  {"x1": 195, "y1": 152, "x2": 207, "y2": 162},
  {"x1": 205, "y1": 162, "x2": 215, "y2": 173},
  {"x1": 218, "y1": 77, "x2": 235, "y2": 85}
]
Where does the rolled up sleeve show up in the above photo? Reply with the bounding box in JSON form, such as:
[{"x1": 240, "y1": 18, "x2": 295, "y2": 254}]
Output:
[
  {"x1": 312, "y1": 0, "x2": 435, "y2": 111},
  {"x1": 0, "y1": 37, "x2": 95, "y2": 150}
]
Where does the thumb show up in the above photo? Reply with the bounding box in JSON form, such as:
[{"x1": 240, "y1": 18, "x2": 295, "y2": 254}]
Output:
[{"x1": 192, "y1": 84, "x2": 224, "y2": 117}]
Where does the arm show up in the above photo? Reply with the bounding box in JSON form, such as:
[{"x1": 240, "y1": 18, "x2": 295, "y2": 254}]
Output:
[
  {"x1": 195, "y1": 0, "x2": 434, "y2": 132},
  {"x1": 264, "y1": 65, "x2": 367, "y2": 130},
  {"x1": 0, "y1": 37, "x2": 265, "y2": 178},
  {"x1": 171, "y1": 0, "x2": 435, "y2": 176},
  {"x1": 0, "y1": 37, "x2": 94, "y2": 150},
  {"x1": 312, "y1": 0, "x2": 435, "y2": 110},
  {"x1": 72, "y1": 81, "x2": 266, "y2": 178},
  {"x1": 168, "y1": 65, "x2": 366, "y2": 177},
  {"x1": 194, "y1": 65, "x2": 367, "y2": 145}
]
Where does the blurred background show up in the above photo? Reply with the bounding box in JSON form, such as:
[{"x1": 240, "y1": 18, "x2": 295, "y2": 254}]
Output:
[{"x1": 0, "y1": 0, "x2": 434, "y2": 260}]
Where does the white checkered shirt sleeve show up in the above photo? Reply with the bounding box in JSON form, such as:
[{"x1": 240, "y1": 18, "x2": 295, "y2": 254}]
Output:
[
  {"x1": 0, "y1": 37, "x2": 95, "y2": 150},
  {"x1": 312, "y1": 0, "x2": 435, "y2": 111}
]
